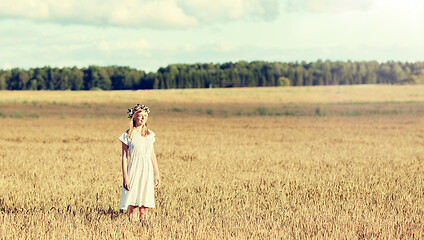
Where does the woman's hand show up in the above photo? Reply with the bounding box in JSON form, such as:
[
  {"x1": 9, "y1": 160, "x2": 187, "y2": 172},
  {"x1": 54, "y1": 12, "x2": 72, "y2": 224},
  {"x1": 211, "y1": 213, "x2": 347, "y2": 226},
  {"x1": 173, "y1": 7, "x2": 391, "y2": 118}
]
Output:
[
  {"x1": 155, "y1": 175, "x2": 161, "y2": 188},
  {"x1": 123, "y1": 178, "x2": 131, "y2": 191},
  {"x1": 151, "y1": 146, "x2": 160, "y2": 188},
  {"x1": 121, "y1": 142, "x2": 130, "y2": 191}
]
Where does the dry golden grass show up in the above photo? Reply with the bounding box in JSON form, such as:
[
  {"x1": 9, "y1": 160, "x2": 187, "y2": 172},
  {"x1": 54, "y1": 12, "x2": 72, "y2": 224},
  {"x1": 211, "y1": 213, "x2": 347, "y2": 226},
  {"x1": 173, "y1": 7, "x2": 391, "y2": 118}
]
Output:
[
  {"x1": 1, "y1": 85, "x2": 423, "y2": 119},
  {"x1": 0, "y1": 85, "x2": 424, "y2": 239},
  {"x1": 1, "y1": 85, "x2": 424, "y2": 105}
]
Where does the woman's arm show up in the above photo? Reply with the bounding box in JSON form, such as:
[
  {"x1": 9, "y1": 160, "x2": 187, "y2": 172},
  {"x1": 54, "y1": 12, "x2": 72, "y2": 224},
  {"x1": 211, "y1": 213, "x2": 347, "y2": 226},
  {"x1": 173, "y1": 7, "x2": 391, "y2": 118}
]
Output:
[
  {"x1": 121, "y1": 142, "x2": 130, "y2": 191},
  {"x1": 151, "y1": 146, "x2": 161, "y2": 188}
]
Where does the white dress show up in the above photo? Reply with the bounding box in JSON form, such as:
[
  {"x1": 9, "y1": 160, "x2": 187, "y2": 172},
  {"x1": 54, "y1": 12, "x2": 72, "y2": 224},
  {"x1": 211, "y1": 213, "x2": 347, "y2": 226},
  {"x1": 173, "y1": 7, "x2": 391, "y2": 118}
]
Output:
[{"x1": 119, "y1": 129, "x2": 156, "y2": 209}]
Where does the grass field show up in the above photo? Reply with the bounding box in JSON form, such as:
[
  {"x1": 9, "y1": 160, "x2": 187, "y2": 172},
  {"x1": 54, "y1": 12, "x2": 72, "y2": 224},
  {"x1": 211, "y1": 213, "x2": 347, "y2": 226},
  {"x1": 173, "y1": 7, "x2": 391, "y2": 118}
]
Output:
[{"x1": 1, "y1": 85, "x2": 424, "y2": 239}]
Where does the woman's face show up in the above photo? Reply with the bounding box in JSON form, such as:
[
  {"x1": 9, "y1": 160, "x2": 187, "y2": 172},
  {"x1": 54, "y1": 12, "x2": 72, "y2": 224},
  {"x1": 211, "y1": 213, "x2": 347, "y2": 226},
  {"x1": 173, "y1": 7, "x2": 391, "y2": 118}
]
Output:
[{"x1": 133, "y1": 110, "x2": 148, "y2": 127}]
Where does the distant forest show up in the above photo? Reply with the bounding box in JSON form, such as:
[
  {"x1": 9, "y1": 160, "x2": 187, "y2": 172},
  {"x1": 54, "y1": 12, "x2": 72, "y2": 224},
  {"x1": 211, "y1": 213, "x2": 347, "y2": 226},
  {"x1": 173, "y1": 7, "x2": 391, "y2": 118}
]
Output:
[{"x1": 1, "y1": 60, "x2": 423, "y2": 90}]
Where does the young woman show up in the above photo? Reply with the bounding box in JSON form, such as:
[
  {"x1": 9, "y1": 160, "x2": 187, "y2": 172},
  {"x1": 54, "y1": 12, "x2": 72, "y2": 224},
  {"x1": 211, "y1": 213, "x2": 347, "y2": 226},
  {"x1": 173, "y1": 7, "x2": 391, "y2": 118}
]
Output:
[{"x1": 118, "y1": 104, "x2": 160, "y2": 221}]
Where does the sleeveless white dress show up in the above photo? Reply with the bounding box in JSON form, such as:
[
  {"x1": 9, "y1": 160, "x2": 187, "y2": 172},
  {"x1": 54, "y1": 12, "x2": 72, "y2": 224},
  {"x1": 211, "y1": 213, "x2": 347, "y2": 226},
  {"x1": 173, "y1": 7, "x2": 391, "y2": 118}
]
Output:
[{"x1": 118, "y1": 129, "x2": 156, "y2": 209}]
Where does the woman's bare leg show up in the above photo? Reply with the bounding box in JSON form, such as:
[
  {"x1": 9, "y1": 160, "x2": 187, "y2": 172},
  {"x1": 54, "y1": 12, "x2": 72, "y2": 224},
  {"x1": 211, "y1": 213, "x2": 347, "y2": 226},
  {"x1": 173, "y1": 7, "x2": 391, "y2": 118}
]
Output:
[
  {"x1": 139, "y1": 206, "x2": 149, "y2": 221},
  {"x1": 129, "y1": 205, "x2": 139, "y2": 221}
]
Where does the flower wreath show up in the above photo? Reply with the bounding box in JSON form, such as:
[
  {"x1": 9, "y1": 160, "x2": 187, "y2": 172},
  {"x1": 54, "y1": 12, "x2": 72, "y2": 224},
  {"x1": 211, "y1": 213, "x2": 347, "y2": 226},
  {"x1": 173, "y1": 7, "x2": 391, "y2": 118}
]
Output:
[{"x1": 127, "y1": 103, "x2": 150, "y2": 119}]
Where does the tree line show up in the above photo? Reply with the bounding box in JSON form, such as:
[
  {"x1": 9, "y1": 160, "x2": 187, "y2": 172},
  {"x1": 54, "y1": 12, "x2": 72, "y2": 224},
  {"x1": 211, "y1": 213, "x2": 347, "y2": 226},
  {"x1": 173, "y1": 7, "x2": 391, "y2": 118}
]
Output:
[{"x1": 1, "y1": 60, "x2": 423, "y2": 90}]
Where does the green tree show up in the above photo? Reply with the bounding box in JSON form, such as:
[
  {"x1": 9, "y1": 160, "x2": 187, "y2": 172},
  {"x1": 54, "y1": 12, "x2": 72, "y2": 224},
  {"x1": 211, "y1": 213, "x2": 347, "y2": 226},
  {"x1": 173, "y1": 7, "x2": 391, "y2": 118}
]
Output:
[
  {"x1": 58, "y1": 68, "x2": 71, "y2": 90},
  {"x1": 288, "y1": 68, "x2": 295, "y2": 85},
  {"x1": 305, "y1": 69, "x2": 313, "y2": 86},
  {"x1": 378, "y1": 64, "x2": 391, "y2": 84},
  {"x1": 70, "y1": 67, "x2": 84, "y2": 90},
  {"x1": 15, "y1": 70, "x2": 30, "y2": 90},
  {"x1": 0, "y1": 72, "x2": 8, "y2": 90},
  {"x1": 323, "y1": 61, "x2": 332, "y2": 85},
  {"x1": 391, "y1": 63, "x2": 406, "y2": 84},
  {"x1": 295, "y1": 66, "x2": 304, "y2": 86},
  {"x1": 278, "y1": 77, "x2": 291, "y2": 86},
  {"x1": 98, "y1": 68, "x2": 111, "y2": 90}
]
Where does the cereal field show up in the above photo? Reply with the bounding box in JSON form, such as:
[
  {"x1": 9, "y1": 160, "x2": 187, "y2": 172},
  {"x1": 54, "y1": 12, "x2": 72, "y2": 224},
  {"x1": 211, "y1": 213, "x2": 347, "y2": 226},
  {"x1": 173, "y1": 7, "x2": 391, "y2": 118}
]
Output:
[{"x1": 0, "y1": 85, "x2": 424, "y2": 239}]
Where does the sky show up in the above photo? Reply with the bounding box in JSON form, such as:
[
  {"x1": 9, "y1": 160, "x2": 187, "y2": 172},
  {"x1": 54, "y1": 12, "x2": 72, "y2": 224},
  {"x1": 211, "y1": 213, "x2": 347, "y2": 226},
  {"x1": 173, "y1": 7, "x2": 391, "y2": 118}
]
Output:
[{"x1": 0, "y1": 0, "x2": 423, "y2": 72}]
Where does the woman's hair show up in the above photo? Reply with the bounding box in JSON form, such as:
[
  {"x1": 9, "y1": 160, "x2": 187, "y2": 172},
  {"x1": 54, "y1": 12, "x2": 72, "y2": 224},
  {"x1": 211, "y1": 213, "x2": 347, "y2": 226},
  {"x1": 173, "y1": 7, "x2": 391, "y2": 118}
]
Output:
[{"x1": 127, "y1": 109, "x2": 150, "y2": 138}]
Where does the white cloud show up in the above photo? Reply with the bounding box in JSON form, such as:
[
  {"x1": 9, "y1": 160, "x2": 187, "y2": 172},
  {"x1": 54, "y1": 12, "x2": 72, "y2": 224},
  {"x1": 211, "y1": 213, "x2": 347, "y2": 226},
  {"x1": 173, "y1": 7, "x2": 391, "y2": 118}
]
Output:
[
  {"x1": 1, "y1": 28, "x2": 423, "y2": 72},
  {"x1": 206, "y1": 41, "x2": 238, "y2": 53},
  {"x1": 285, "y1": 0, "x2": 376, "y2": 13},
  {"x1": 306, "y1": 0, "x2": 374, "y2": 13},
  {"x1": 177, "y1": 0, "x2": 279, "y2": 23},
  {"x1": 0, "y1": 0, "x2": 279, "y2": 29},
  {"x1": 0, "y1": 0, "x2": 198, "y2": 29},
  {"x1": 93, "y1": 39, "x2": 239, "y2": 60},
  {"x1": 97, "y1": 38, "x2": 153, "y2": 57}
]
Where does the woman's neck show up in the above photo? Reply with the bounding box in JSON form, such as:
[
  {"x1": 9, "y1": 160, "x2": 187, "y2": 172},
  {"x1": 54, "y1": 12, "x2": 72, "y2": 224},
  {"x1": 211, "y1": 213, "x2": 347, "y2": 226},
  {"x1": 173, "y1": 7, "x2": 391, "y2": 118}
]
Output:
[{"x1": 134, "y1": 125, "x2": 143, "y2": 132}]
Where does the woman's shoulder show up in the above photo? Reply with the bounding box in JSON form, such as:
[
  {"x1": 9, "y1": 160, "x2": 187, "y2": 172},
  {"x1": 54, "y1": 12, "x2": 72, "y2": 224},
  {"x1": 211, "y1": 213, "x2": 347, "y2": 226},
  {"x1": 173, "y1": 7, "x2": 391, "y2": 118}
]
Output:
[
  {"x1": 148, "y1": 129, "x2": 155, "y2": 136},
  {"x1": 119, "y1": 130, "x2": 130, "y2": 145},
  {"x1": 120, "y1": 129, "x2": 130, "y2": 138}
]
